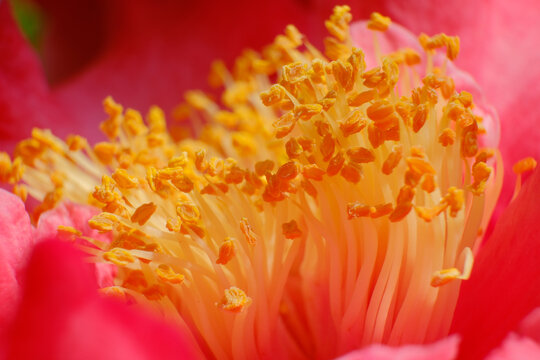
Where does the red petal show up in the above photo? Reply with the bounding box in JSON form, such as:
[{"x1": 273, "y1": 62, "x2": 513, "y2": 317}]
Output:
[
  {"x1": 451, "y1": 168, "x2": 540, "y2": 359},
  {"x1": 0, "y1": 189, "x2": 33, "y2": 339},
  {"x1": 336, "y1": 335, "x2": 459, "y2": 360},
  {"x1": 7, "y1": 240, "x2": 200, "y2": 359},
  {"x1": 0, "y1": 1, "x2": 73, "y2": 152}
]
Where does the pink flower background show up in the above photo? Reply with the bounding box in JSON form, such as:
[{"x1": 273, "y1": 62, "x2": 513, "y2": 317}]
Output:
[{"x1": 1, "y1": 0, "x2": 540, "y2": 359}]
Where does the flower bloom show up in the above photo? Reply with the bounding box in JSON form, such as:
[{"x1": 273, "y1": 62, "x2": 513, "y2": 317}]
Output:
[{"x1": 1, "y1": 3, "x2": 540, "y2": 360}]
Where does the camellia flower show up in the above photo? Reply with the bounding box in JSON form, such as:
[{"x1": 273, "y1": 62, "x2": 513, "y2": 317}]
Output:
[{"x1": 1, "y1": 3, "x2": 540, "y2": 360}]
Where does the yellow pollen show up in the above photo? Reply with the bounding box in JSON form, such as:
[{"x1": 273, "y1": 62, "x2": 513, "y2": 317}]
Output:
[{"x1": 217, "y1": 287, "x2": 252, "y2": 313}]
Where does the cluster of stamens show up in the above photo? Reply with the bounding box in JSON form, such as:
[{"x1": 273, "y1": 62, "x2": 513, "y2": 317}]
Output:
[{"x1": 0, "y1": 6, "x2": 509, "y2": 359}]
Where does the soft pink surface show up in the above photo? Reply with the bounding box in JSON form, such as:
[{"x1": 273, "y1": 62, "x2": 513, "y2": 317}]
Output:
[
  {"x1": 6, "y1": 240, "x2": 200, "y2": 360},
  {"x1": 0, "y1": 190, "x2": 34, "y2": 340},
  {"x1": 451, "y1": 168, "x2": 540, "y2": 359},
  {"x1": 337, "y1": 336, "x2": 459, "y2": 360}
]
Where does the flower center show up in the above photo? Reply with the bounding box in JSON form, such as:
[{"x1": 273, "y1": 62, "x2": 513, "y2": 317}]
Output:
[{"x1": 1, "y1": 6, "x2": 509, "y2": 359}]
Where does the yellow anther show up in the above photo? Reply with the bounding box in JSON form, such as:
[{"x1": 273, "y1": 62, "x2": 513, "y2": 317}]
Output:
[
  {"x1": 403, "y1": 48, "x2": 421, "y2": 66},
  {"x1": 282, "y1": 62, "x2": 307, "y2": 82},
  {"x1": 103, "y1": 248, "x2": 135, "y2": 267},
  {"x1": 89, "y1": 212, "x2": 118, "y2": 233},
  {"x1": 367, "y1": 12, "x2": 392, "y2": 31},
  {"x1": 185, "y1": 90, "x2": 213, "y2": 110},
  {"x1": 282, "y1": 220, "x2": 302, "y2": 239},
  {"x1": 57, "y1": 225, "x2": 82, "y2": 237},
  {"x1": 147, "y1": 106, "x2": 166, "y2": 133},
  {"x1": 131, "y1": 202, "x2": 157, "y2": 226},
  {"x1": 166, "y1": 216, "x2": 182, "y2": 233},
  {"x1": 123, "y1": 109, "x2": 148, "y2": 136},
  {"x1": 324, "y1": 37, "x2": 350, "y2": 60},
  {"x1": 513, "y1": 157, "x2": 537, "y2": 175},
  {"x1": 216, "y1": 237, "x2": 236, "y2": 265},
  {"x1": 176, "y1": 202, "x2": 201, "y2": 224},
  {"x1": 93, "y1": 175, "x2": 119, "y2": 204},
  {"x1": 347, "y1": 89, "x2": 377, "y2": 107},
  {"x1": 431, "y1": 268, "x2": 461, "y2": 287},
  {"x1": 285, "y1": 24, "x2": 303, "y2": 47},
  {"x1": 112, "y1": 169, "x2": 138, "y2": 189},
  {"x1": 101, "y1": 96, "x2": 123, "y2": 139},
  {"x1": 347, "y1": 147, "x2": 375, "y2": 163},
  {"x1": 414, "y1": 204, "x2": 446, "y2": 222},
  {"x1": 156, "y1": 264, "x2": 185, "y2": 284},
  {"x1": 420, "y1": 33, "x2": 460, "y2": 61},
  {"x1": 232, "y1": 132, "x2": 258, "y2": 155},
  {"x1": 171, "y1": 173, "x2": 194, "y2": 193},
  {"x1": 293, "y1": 104, "x2": 323, "y2": 121},
  {"x1": 332, "y1": 60, "x2": 355, "y2": 91},
  {"x1": 240, "y1": 217, "x2": 257, "y2": 245},
  {"x1": 260, "y1": 84, "x2": 286, "y2": 107},
  {"x1": 50, "y1": 171, "x2": 66, "y2": 188},
  {"x1": 406, "y1": 157, "x2": 436, "y2": 176},
  {"x1": 217, "y1": 287, "x2": 252, "y2": 313},
  {"x1": 439, "y1": 128, "x2": 456, "y2": 146},
  {"x1": 93, "y1": 142, "x2": 118, "y2": 165},
  {"x1": 65, "y1": 135, "x2": 87, "y2": 151},
  {"x1": 442, "y1": 187, "x2": 464, "y2": 217}
]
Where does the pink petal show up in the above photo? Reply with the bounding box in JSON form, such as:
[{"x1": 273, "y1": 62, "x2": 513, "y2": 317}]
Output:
[
  {"x1": 6, "y1": 240, "x2": 200, "y2": 359},
  {"x1": 451, "y1": 168, "x2": 540, "y2": 359},
  {"x1": 336, "y1": 335, "x2": 459, "y2": 360},
  {"x1": 0, "y1": 189, "x2": 34, "y2": 338},
  {"x1": 36, "y1": 201, "x2": 115, "y2": 287}
]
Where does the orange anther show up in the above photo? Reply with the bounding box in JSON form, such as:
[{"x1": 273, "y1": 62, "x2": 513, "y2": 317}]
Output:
[
  {"x1": 94, "y1": 142, "x2": 118, "y2": 165},
  {"x1": 421, "y1": 173, "x2": 437, "y2": 193},
  {"x1": 412, "y1": 104, "x2": 428, "y2": 133},
  {"x1": 131, "y1": 202, "x2": 157, "y2": 226},
  {"x1": 340, "y1": 110, "x2": 368, "y2": 137},
  {"x1": 240, "y1": 217, "x2": 257, "y2": 245},
  {"x1": 331, "y1": 60, "x2": 354, "y2": 91},
  {"x1": 277, "y1": 161, "x2": 299, "y2": 180},
  {"x1": 255, "y1": 160, "x2": 275, "y2": 176},
  {"x1": 303, "y1": 164, "x2": 326, "y2": 181},
  {"x1": 513, "y1": 157, "x2": 537, "y2": 175},
  {"x1": 439, "y1": 128, "x2": 456, "y2": 146},
  {"x1": 274, "y1": 112, "x2": 296, "y2": 139},
  {"x1": 367, "y1": 100, "x2": 394, "y2": 121},
  {"x1": 370, "y1": 203, "x2": 393, "y2": 218},
  {"x1": 341, "y1": 163, "x2": 362, "y2": 183},
  {"x1": 293, "y1": 104, "x2": 323, "y2": 121},
  {"x1": 320, "y1": 134, "x2": 336, "y2": 161},
  {"x1": 260, "y1": 84, "x2": 286, "y2": 106},
  {"x1": 347, "y1": 147, "x2": 375, "y2": 163},
  {"x1": 406, "y1": 157, "x2": 436, "y2": 176},
  {"x1": 286, "y1": 138, "x2": 303, "y2": 159},
  {"x1": 367, "y1": 124, "x2": 383, "y2": 149},
  {"x1": 347, "y1": 202, "x2": 370, "y2": 219},
  {"x1": 389, "y1": 202, "x2": 413, "y2": 222},
  {"x1": 442, "y1": 187, "x2": 464, "y2": 217},
  {"x1": 347, "y1": 89, "x2": 377, "y2": 107},
  {"x1": 282, "y1": 220, "x2": 302, "y2": 239},
  {"x1": 216, "y1": 237, "x2": 236, "y2": 265},
  {"x1": 382, "y1": 145, "x2": 403, "y2": 175},
  {"x1": 327, "y1": 151, "x2": 345, "y2": 176}
]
